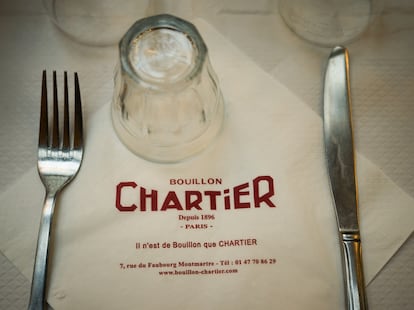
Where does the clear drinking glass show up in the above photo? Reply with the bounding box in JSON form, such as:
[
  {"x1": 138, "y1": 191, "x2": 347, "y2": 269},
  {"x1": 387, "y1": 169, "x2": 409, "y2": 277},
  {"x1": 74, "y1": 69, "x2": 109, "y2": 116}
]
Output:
[
  {"x1": 279, "y1": 0, "x2": 383, "y2": 47},
  {"x1": 111, "y1": 14, "x2": 225, "y2": 163},
  {"x1": 42, "y1": 0, "x2": 152, "y2": 46}
]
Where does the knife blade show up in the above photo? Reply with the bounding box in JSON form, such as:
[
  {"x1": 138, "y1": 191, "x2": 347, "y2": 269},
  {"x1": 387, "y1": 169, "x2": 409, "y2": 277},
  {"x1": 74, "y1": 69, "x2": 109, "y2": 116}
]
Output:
[{"x1": 323, "y1": 46, "x2": 368, "y2": 310}]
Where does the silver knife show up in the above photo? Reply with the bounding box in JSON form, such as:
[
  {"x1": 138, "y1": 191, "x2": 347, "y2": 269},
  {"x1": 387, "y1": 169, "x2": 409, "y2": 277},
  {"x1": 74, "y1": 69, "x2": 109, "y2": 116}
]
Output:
[{"x1": 323, "y1": 46, "x2": 368, "y2": 310}]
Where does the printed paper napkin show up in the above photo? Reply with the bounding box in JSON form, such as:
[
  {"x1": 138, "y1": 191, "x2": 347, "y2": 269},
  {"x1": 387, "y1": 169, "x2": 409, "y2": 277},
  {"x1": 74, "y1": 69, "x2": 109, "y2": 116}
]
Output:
[{"x1": 0, "y1": 20, "x2": 413, "y2": 309}]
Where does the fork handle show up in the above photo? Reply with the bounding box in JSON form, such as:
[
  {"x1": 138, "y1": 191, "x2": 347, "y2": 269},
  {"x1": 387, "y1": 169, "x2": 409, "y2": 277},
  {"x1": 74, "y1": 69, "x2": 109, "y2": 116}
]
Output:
[{"x1": 28, "y1": 192, "x2": 57, "y2": 310}]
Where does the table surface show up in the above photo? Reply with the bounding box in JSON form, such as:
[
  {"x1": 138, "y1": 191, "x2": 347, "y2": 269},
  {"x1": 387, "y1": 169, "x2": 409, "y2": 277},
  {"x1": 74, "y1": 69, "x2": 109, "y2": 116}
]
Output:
[{"x1": 0, "y1": 0, "x2": 413, "y2": 309}]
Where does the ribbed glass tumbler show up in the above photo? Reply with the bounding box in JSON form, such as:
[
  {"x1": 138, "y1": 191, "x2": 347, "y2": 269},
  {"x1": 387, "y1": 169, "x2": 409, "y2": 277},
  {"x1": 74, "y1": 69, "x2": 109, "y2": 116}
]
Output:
[{"x1": 112, "y1": 14, "x2": 224, "y2": 163}]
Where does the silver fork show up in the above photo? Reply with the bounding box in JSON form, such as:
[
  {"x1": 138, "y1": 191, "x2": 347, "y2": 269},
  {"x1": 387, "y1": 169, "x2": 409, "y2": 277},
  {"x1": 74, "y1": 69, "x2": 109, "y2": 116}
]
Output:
[{"x1": 28, "y1": 71, "x2": 84, "y2": 310}]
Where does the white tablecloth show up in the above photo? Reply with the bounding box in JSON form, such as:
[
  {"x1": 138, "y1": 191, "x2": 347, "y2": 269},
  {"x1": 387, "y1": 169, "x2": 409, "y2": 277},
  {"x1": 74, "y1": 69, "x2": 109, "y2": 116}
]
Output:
[{"x1": 1, "y1": 0, "x2": 413, "y2": 309}]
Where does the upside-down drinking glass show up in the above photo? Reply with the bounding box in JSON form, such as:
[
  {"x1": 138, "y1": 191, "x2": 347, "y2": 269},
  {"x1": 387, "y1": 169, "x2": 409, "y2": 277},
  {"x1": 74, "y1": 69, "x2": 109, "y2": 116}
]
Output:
[
  {"x1": 111, "y1": 14, "x2": 225, "y2": 163},
  {"x1": 279, "y1": 0, "x2": 383, "y2": 47},
  {"x1": 42, "y1": 0, "x2": 152, "y2": 46}
]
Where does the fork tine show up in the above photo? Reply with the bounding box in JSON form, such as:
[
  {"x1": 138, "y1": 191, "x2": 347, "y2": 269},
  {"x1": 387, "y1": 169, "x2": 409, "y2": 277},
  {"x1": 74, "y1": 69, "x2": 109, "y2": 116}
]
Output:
[
  {"x1": 62, "y1": 72, "x2": 70, "y2": 150},
  {"x1": 52, "y1": 71, "x2": 59, "y2": 148},
  {"x1": 73, "y1": 72, "x2": 83, "y2": 150},
  {"x1": 39, "y1": 71, "x2": 49, "y2": 148}
]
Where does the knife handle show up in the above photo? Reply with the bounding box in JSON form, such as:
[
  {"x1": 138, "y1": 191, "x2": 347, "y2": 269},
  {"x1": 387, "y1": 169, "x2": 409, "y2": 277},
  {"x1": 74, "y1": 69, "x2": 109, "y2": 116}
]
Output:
[{"x1": 341, "y1": 233, "x2": 368, "y2": 310}]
